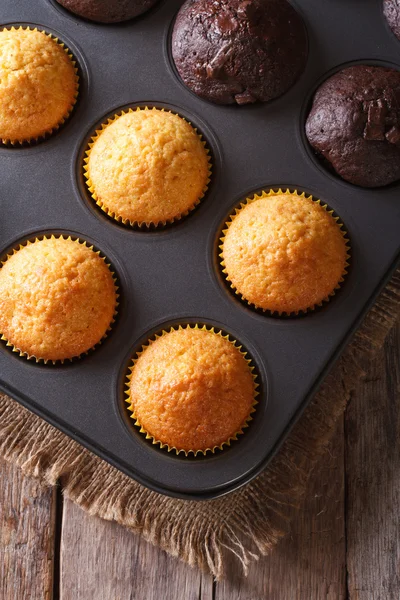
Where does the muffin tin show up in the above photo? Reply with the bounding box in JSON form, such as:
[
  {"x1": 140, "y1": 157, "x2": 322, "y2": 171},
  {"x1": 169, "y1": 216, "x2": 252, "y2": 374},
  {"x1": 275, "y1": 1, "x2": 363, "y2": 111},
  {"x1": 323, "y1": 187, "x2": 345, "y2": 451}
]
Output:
[{"x1": 0, "y1": 0, "x2": 399, "y2": 500}]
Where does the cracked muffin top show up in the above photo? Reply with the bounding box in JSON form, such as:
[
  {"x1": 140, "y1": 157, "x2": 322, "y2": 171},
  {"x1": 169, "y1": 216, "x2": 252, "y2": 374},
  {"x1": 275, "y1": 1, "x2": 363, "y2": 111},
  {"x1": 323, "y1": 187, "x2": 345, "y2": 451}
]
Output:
[
  {"x1": 172, "y1": 0, "x2": 308, "y2": 105},
  {"x1": 127, "y1": 326, "x2": 256, "y2": 453},
  {"x1": 384, "y1": 0, "x2": 400, "y2": 41},
  {"x1": 0, "y1": 28, "x2": 78, "y2": 143},
  {"x1": 85, "y1": 109, "x2": 210, "y2": 226},
  {"x1": 55, "y1": 0, "x2": 159, "y2": 23},
  {"x1": 221, "y1": 192, "x2": 348, "y2": 314},
  {"x1": 305, "y1": 65, "x2": 400, "y2": 188},
  {"x1": 0, "y1": 237, "x2": 117, "y2": 362}
]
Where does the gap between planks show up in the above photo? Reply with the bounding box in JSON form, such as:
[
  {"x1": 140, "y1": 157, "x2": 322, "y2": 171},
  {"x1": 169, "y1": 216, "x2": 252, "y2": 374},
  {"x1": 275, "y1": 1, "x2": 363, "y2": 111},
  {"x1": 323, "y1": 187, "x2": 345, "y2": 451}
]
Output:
[{"x1": 0, "y1": 322, "x2": 399, "y2": 599}]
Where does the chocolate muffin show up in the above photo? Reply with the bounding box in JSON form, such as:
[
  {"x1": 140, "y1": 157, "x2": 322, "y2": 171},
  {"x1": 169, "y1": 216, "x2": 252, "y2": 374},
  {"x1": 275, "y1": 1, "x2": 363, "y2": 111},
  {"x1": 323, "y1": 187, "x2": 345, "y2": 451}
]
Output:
[
  {"x1": 171, "y1": 0, "x2": 308, "y2": 105},
  {"x1": 306, "y1": 65, "x2": 400, "y2": 188},
  {"x1": 55, "y1": 0, "x2": 159, "y2": 23},
  {"x1": 384, "y1": 0, "x2": 400, "y2": 41}
]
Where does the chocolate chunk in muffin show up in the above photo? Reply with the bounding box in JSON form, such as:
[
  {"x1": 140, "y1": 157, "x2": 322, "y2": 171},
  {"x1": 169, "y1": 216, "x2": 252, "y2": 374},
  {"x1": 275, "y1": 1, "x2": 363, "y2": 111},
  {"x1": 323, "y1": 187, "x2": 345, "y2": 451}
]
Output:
[
  {"x1": 384, "y1": 0, "x2": 400, "y2": 41},
  {"x1": 305, "y1": 65, "x2": 400, "y2": 188},
  {"x1": 55, "y1": 0, "x2": 159, "y2": 23},
  {"x1": 171, "y1": 0, "x2": 308, "y2": 105}
]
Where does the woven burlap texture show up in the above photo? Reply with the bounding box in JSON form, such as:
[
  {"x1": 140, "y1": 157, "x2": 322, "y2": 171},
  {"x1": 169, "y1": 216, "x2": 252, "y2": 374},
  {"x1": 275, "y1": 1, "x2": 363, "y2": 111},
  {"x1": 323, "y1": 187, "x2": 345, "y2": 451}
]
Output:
[{"x1": 0, "y1": 268, "x2": 399, "y2": 579}]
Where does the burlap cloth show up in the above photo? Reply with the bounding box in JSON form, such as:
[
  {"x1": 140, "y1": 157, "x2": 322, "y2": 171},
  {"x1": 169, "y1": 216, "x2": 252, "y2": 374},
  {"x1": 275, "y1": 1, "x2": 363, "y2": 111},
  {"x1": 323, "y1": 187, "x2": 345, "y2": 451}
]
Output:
[{"x1": 0, "y1": 268, "x2": 399, "y2": 579}]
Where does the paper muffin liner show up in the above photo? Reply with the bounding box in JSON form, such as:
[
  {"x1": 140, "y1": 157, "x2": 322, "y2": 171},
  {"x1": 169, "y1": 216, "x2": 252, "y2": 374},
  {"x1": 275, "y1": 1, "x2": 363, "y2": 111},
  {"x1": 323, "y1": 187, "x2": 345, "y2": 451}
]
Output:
[
  {"x1": 125, "y1": 324, "x2": 259, "y2": 456},
  {"x1": 219, "y1": 188, "x2": 351, "y2": 317},
  {"x1": 0, "y1": 234, "x2": 119, "y2": 365},
  {"x1": 83, "y1": 106, "x2": 213, "y2": 229},
  {"x1": 0, "y1": 26, "x2": 80, "y2": 146}
]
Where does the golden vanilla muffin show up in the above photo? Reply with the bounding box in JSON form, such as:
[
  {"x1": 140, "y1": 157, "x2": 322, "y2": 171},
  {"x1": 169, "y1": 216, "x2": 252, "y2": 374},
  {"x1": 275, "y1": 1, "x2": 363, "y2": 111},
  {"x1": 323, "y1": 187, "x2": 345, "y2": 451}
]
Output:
[
  {"x1": 0, "y1": 27, "x2": 78, "y2": 143},
  {"x1": 0, "y1": 237, "x2": 117, "y2": 362},
  {"x1": 221, "y1": 191, "x2": 349, "y2": 314},
  {"x1": 127, "y1": 326, "x2": 256, "y2": 453},
  {"x1": 85, "y1": 109, "x2": 210, "y2": 226}
]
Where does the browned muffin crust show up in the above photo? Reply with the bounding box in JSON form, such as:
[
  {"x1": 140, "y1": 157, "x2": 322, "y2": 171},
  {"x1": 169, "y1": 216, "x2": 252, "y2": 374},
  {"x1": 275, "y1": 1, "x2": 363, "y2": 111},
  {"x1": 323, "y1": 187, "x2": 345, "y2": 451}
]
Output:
[
  {"x1": 128, "y1": 327, "x2": 256, "y2": 452},
  {"x1": 0, "y1": 238, "x2": 117, "y2": 361},
  {"x1": 221, "y1": 192, "x2": 348, "y2": 314},
  {"x1": 0, "y1": 28, "x2": 78, "y2": 143}
]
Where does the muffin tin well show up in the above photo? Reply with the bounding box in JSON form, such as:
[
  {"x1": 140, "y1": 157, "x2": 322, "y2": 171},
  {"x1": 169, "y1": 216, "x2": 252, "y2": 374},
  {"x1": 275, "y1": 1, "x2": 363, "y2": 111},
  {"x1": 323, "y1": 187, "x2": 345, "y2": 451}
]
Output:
[
  {"x1": 300, "y1": 58, "x2": 400, "y2": 190},
  {"x1": 0, "y1": 0, "x2": 399, "y2": 499},
  {"x1": 0, "y1": 22, "x2": 88, "y2": 148},
  {"x1": 166, "y1": 0, "x2": 310, "y2": 107},
  {"x1": 121, "y1": 321, "x2": 261, "y2": 457},
  {"x1": 214, "y1": 186, "x2": 351, "y2": 318},
  {"x1": 0, "y1": 229, "x2": 124, "y2": 363},
  {"x1": 75, "y1": 101, "x2": 221, "y2": 231}
]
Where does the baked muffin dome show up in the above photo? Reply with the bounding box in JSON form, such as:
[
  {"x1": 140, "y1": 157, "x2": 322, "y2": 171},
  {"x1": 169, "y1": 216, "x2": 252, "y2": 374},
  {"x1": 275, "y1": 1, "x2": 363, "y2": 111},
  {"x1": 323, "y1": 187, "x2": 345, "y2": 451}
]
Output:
[
  {"x1": 172, "y1": 0, "x2": 308, "y2": 105},
  {"x1": 0, "y1": 28, "x2": 78, "y2": 143},
  {"x1": 85, "y1": 109, "x2": 210, "y2": 226},
  {"x1": 384, "y1": 0, "x2": 400, "y2": 41},
  {"x1": 305, "y1": 65, "x2": 400, "y2": 188},
  {"x1": 0, "y1": 237, "x2": 117, "y2": 362},
  {"x1": 55, "y1": 0, "x2": 159, "y2": 23},
  {"x1": 221, "y1": 192, "x2": 348, "y2": 314},
  {"x1": 127, "y1": 326, "x2": 256, "y2": 453}
]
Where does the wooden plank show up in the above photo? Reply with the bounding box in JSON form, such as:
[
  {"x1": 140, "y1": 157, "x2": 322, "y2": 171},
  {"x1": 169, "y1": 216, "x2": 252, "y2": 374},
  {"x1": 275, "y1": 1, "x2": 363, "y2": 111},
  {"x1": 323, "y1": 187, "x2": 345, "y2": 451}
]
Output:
[
  {"x1": 215, "y1": 418, "x2": 346, "y2": 600},
  {"x1": 4, "y1": 320, "x2": 394, "y2": 600},
  {"x1": 346, "y1": 321, "x2": 400, "y2": 600},
  {"x1": 0, "y1": 459, "x2": 56, "y2": 600},
  {"x1": 60, "y1": 498, "x2": 213, "y2": 600}
]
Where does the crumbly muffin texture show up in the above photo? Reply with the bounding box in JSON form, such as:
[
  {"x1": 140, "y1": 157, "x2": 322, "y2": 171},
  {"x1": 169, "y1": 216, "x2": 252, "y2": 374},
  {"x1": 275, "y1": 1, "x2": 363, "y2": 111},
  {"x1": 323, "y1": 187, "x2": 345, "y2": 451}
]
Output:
[
  {"x1": 87, "y1": 109, "x2": 210, "y2": 225},
  {"x1": 55, "y1": 0, "x2": 159, "y2": 23},
  {"x1": 128, "y1": 327, "x2": 255, "y2": 452},
  {"x1": 172, "y1": 0, "x2": 308, "y2": 105},
  {"x1": 0, "y1": 28, "x2": 78, "y2": 142},
  {"x1": 384, "y1": 0, "x2": 400, "y2": 41},
  {"x1": 222, "y1": 193, "x2": 348, "y2": 314},
  {"x1": 0, "y1": 238, "x2": 117, "y2": 361},
  {"x1": 306, "y1": 65, "x2": 400, "y2": 188}
]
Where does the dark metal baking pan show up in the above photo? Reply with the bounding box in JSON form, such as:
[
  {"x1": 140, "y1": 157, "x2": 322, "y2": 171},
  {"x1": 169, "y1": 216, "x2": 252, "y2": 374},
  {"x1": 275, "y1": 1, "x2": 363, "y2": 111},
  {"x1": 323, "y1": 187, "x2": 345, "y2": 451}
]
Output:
[{"x1": 0, "y1": 0, "x2": 399, "y2": 499}]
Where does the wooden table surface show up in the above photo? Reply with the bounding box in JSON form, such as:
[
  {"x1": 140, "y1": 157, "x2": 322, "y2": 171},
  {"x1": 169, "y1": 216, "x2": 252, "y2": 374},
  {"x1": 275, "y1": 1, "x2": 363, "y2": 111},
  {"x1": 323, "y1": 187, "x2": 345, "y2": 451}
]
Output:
[{"x1": 0, "y1": 321, "x2": 399, "y2": 600}]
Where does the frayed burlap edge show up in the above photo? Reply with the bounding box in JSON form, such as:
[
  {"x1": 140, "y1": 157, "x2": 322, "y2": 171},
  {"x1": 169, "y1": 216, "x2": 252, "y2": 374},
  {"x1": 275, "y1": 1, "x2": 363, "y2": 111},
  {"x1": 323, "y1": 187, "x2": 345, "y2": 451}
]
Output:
[{"x1": 0, "y1": 268, "x2": 399, "y2": 579}]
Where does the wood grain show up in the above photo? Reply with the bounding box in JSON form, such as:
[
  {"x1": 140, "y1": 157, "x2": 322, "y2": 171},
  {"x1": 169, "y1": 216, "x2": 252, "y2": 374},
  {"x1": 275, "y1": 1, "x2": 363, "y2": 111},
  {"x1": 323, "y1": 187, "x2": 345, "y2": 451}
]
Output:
[
  {"x1": 1, "y1": 321, "x2": 399, "y2": 599},
  {"x1": 0, "y1": 459, "x2": 56, "y2": 600},
  {"x1": 60, "y1": 499, "x2": 213, "y2": 600},
  {"x1": 215, "y1": 418, "x2": 346, "y2": 600},
  {"x1": 346, "y1": 322, "x2": 400, "y2": 600}
]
